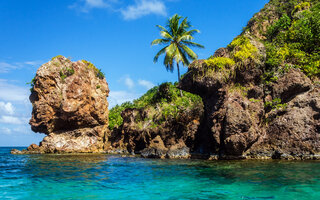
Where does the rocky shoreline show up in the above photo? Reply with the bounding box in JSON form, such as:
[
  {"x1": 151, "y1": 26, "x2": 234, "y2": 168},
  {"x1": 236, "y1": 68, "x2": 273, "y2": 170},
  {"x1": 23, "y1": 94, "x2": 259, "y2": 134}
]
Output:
[
  {"x1": 12, "y1": 54, "x2": 320, "y2": 160},
  {"x1": 12, "y1": 0, "x2": 320, "y2": 160}
]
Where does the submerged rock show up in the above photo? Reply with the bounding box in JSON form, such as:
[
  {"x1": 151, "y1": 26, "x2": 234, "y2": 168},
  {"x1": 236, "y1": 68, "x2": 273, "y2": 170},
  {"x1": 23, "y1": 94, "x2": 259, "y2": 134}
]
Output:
[{"x1": 12, "y1": 56, "x2": 109, "y2": 154}]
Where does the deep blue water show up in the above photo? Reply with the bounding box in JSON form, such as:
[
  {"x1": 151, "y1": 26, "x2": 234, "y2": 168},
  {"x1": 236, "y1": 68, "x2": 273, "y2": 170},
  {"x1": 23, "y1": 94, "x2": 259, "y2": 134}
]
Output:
[{"x1": 1, "y1": 147, "x2": 320, "y2": 200}]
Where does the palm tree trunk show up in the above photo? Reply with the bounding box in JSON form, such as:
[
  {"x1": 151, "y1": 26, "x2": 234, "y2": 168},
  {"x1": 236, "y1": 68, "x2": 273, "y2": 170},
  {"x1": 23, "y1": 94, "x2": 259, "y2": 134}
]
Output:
[{"x1": 177, "y1": 63, "x2": 183, "y2": 97}]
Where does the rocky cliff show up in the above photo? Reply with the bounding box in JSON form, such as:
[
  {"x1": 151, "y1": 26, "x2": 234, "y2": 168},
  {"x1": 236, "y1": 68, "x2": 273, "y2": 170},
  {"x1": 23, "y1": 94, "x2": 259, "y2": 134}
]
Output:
[
  {"x1": 12, "y1": 0, "x2": 320, "y2": 159},
  {"x1": 12, "y1": 56, "x2": 110, "y2": 154},
  {"x1": 105, "y1": 82, "x2": 205, "y2": 159},
  {"x1": 105, "y1": 0, "x2": 320, "y2": 160},
  {"x1": 179, "y1": 0, "x2": 320, "y2": 160}
]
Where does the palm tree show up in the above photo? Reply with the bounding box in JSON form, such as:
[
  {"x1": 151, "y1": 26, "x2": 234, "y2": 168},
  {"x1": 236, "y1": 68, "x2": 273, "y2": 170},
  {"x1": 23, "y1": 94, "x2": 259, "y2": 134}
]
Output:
[{"x1": 151, "y1": 14, "x2": 204, "y2": 96}]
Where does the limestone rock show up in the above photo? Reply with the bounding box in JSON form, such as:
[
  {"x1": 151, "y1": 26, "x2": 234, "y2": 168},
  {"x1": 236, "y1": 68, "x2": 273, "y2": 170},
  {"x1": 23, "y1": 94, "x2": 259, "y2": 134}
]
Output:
[
  {"x1": 40, "y1": 126, "x2": 108, "y2": 153},
  {"x1": 29, "y1": 56, "x2": 109, "y2": 134},
  {"x1": 13, "y1": 56, "x2": 109, "y2": 154}
]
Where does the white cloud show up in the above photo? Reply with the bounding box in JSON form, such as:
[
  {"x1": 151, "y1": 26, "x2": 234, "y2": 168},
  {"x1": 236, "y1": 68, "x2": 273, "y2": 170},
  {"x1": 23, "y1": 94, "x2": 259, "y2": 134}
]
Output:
[
  {"x1": 13, "y1": 125, "x2": 32, "y2": 135},
  {"x1": 0, "y1": 102, "x2": 14, "y2": 115},
  {"x1": 70, "y1": 0, "x2": 118, "y2": 12},
  {"x1": 138, "y1": 79, "x2": 155, "y2": 89},
  {"x1": 121, "y1": 0, "x2": 167, "y2": 20},
  {"x1": 85, "y1": 0, "x2": 109, "y2": 8},
  {"x1": 0, "y1": 116, "x2": 27, "y2": 125},
  {"x1": 108, "y1": 91, "x2": 140, "y2": 108},
  {"x1": 0, "y1": 127, "x2": 12, "y2": 135},
  {"x1": 0, "y1": 80, "x2": 29, "y2": 102},
  {"x1": 0, "y1": 62, "x2": 18, "y2": 73},
  {"x1": 71, "y1": 0, "x2": 168, "y2": 20},
  {"x1": 23, "y1": 60, "x2": 42, "y2": 66},
  {"x1": 0, "y1": 60, "x2": 42, "y2": 73},
  {"x1": 124, "y1": 76, "x2": 135, "y2": 89}
]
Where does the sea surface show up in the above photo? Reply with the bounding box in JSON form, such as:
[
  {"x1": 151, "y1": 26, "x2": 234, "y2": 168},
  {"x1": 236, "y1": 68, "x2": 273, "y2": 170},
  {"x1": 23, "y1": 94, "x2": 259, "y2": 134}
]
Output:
[{"x1": 1, "y1": 147, "x2": 320, "y2": 200}]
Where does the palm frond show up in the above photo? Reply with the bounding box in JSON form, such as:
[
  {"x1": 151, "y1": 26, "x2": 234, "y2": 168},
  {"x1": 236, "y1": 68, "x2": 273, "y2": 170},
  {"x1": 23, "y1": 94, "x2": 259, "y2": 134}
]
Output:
[
  {"x1": 160, "y1": 31, "x2": 173, "y2": 39},
  {"x1": 177, "y1": 46, "x2": 190, "y2": 66},
  {"x1": 184, "y1": 29, "x2": 200, "y2": 36},
  {"x1": 181, "y1": 41, "x2": 204, "y2": 48},
  {"x1": 164, "y1": 53, "x2": 174, "y2": 72},
  {"x1": 166, "y1": 43, "x2": 177, "y2": 57},
  {"x1": 153, "y1": 46, "x2": 168, "y2": 63},
  {"x1": 168, "y1": 14, "x2": 181, "y2": 36},
  {"x1": 179, "y1": 35, "x2": 194, "y2": 42},
  {"x1": 151, "y1": 39, "x2": 171, "y2": 46},
  {"x1": 156, "y1": 25, "x2": 167, "y2": 32},
  {"x1": 178, "y1": 17, "x2": 191, "y2": 35},
  {"x1": 180, "y1": 44, "x2": 198, "y2": 60}
]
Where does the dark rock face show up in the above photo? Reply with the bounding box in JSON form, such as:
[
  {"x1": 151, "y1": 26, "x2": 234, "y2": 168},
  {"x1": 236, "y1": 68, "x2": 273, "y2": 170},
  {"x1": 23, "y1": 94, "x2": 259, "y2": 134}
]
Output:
[
  {"x1": 106, "y1": 104, "x2": 204, "y2": 159},
  {"x1": 180, "y1": 56, "x2": 320, "y2": 160},
  {"x1": 271, "y1": 69, "x2": 312, "y2": 103},
  {"x1": 248, "y1": 86, "x2": 320, "y2": 159},
  {"x1": 12, "y1": 56, "x2": 110, "y2": 154}
]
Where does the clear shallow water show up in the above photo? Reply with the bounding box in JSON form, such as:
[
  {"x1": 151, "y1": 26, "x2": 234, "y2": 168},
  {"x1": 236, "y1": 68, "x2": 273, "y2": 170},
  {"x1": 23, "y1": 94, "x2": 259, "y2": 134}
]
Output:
[{"x1": 1, "y1": 147, "x2": 320, "y2": 200}]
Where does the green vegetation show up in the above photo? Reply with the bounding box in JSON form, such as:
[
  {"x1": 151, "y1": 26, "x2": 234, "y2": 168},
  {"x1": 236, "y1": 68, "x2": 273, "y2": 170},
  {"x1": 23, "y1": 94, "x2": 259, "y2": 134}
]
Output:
[
  {"x1": 26, "y1": 77, "x2": 36, "y2": 92},
  {"x1": 59, "y1": 67, "x2": 75, "y2": 82},
  {"x1": 228, "y1": 36, "x2": 258, "y2": 62},
  {"x1": 292, "y1": 2, "x2": 311, "y2": 14},
  {"x1": 264, "y1": 98, "x2": 287, "y2": 110},
  {"x1": 205, "y1": 57, "x2": 235, "y2": 70},
  {"x1": 108, "y1": 82, "x2": 202, "y2": 130},
  {"x1": 228, "y1": 83, "x2": 249, "y2": 97},
  {"x1": 264, "y1": 1, "x2": 320, "y2": 78},
  {"x1": 197, "y1": 35, "x2": 258, "y2": 82},
  {"x1": 82, "y1": 60, "x2": 105, "y2": 79},
  {"x1": 51, "y1": 55, "x2": 64, "y2": 61},
  {"x1": 249, "y1": 98, "x2": 262, "y2": 103},
  {"x1": 151, "y1": 14, "x2": 204, "y2": 95},
  {"x1": 262, "y1": 71, "x2": 279, "y2": 85}
]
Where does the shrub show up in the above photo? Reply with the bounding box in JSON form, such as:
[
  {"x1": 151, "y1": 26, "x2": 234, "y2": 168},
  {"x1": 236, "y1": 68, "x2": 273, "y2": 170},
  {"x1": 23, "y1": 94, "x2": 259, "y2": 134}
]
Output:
[
  {"x1": 264, "y1": 98, "x2": 287, "y2": 110},
  {"x1": 27, "y1": 77, "x2": 36, "y2": 92},
  {"x1": 264, "y1": 2, "x2": 320, "y2": 77},
  {"x1": 292, "y1": 2, "x2": 311, "y2": 15},
  {"x1": 82, "y1": 60, "x2": 105, "y2": 79},
  {"x1": 266, "y1": 14, "x2": 291, "y2": 40},
  {"x1": 108, "y1": 102, "x2": 134, "y2": 130},
  {"x1": 108, "y1": 82, "x2": 202, "y2": 130},
  {"x1": 59, "y1": 67, "x2": 75, "y2": 82},
  {"x1": 152, "y1": 82, "x2": 178, "y2": 103},
  {"x1": 228, "y1": 36, "x2": 258, "y2": 62},
  {"x1": 204, "y1": 57, "x2": 235, "y2": 70},
  {"x1": 51, "y1": 55, "x2": 64, "y2": 61}
]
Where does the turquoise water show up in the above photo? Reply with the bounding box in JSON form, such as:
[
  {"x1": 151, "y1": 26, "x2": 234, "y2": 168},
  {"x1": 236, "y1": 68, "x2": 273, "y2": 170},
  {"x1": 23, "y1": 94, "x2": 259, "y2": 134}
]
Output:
[{"x1": 1, "y1": 147, "x2": 320, "y2": 199}]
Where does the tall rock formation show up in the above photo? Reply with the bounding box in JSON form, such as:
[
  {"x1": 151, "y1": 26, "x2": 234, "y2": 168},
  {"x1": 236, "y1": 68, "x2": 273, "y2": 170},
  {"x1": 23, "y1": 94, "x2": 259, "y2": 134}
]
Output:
[
  {"x1": 14, "y1": 56, "x2": 110, "y2": 154},
  {"x1": 179, "y1": 0, "x2": 320, "y2": 160}
]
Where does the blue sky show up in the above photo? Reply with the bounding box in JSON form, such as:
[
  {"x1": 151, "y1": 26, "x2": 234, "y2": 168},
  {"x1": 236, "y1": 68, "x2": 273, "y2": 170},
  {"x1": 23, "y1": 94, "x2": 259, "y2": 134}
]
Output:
[{"x1": 0, "y1": 0, "x2": 269, "y2": 146}]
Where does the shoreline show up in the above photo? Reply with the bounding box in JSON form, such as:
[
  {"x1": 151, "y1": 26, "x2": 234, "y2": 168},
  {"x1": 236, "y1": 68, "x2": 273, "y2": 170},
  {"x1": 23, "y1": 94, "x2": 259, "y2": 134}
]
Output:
[{"x1": 10, "y1": 148, "x2": 320, "y2": 161}]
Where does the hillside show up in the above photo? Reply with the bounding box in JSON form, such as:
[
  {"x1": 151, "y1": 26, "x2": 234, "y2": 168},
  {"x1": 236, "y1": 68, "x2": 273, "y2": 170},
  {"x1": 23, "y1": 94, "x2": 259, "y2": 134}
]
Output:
[
  {"x1": 106, "y1": 82, "x2": 204, "y2": 158},
  {"x1": 179, "y1": 0, "x2": 320, "y2": 159},
  {"x1": 107, "y1": 0, "x2": 320, "y2": 159}
]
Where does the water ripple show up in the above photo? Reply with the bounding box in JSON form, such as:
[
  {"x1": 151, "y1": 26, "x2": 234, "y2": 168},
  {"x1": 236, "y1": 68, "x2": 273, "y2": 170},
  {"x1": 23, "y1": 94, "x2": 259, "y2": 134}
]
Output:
[{"x1": 0, "y1": 147, "x2": 320, "y2": 200}]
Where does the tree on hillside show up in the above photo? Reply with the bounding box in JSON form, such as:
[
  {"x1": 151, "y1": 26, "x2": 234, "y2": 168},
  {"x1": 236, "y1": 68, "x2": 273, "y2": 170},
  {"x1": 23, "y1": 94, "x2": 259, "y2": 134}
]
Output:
[{"x1": 151, "y1": 14, "x2": 204, "y2": 96}]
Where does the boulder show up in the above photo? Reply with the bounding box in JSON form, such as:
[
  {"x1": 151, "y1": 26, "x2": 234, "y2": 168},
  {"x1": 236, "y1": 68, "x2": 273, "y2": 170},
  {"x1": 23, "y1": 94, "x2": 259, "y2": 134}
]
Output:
[{"x1": 12, "y1": 56, "x2": 109, "y2": 154}]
